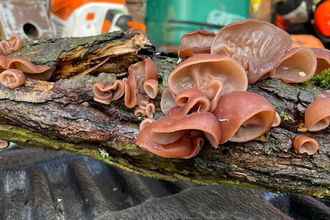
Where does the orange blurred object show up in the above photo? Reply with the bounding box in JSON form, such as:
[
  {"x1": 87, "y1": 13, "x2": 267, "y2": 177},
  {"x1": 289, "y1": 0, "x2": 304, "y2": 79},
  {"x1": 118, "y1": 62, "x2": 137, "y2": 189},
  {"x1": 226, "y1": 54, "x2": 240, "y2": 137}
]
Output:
[
  {"x1": 51, "y1": 0, "x2": 126, "y2": 21},
  {"x1": 314, "y1": 0, "x2": 330, "y2": 37},
  {"x1": 127, "y1": 21, "x2": 146, "y2": 33},
  {"x1": 291, "y1": 35, "x2": 325, "y2": 49}
]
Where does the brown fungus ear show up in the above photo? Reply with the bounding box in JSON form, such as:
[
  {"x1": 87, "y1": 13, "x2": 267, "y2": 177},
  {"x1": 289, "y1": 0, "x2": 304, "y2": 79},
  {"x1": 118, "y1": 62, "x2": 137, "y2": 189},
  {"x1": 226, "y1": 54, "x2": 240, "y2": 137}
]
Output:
[
  {"x1": 168, "y1": 54, "x2": 247, "y2": 111},
  {"x1": 139, "y1": 118, "x2": 155, "y2": 131},
  {"x1": 134, "y1": 102, "x2": 156, "y2": 119},
  {"x1": 0, "y1": 56, "x2": 8, "y2": 70},
  {"x1": 143, "y1": 79, "x2": 158, "y2": 99},
  {"x1": 213, "y1": 91, "x2": 276, "y2": 144},
  {"x1": 145, "y1": 103, "x2": 156, "y2": 118},
  {"x1": 211, "y1": 19, "x2": 292, "y2": 84},
  {"x1": 93, "y1": 80, "x2": 125, "y2": 105},
  {"x1": 124, "y1": 58, "x2": 158, "y2": 108},
  {"x1": 178, "y1": 30, "x2": 216, "y2": 59},
  {"x1": 305, "y1": 97, "x2": 330, "y2": 131},
  {"x1": 0, "y1": 41, "x2": 12, "y2": 56},
  {"x1": 0, "y1": 140, "x2": 10, "y2": 149},
  {"x1": 126, "y1": 27, "x2": 147, "y2": 36},
  {"x1": 7, "y1": 57, "x2": 55, "y2": 81},
  {"x1": 160, "y1": 88, "x2": 176, "y2": 116},
  {"x1": 136, "y1": 112, "x2": 219, "y2": 158},
  {"x1": 0, "y1": 35, "x2": 23, "y2": 56},
  {"x1": 169, "y1": 88, "x2": 211, "y2": 119},
  {"x1": 310, "y1": 48, "x2": 330, "y2": 74},
  {"x1": 0, "y1": 69, "x2": 25, "y2": 88},
  {"x1": 272, "y1": 112, "x2": 282, "y2": 127},
  {"x1": 136, "y1": 122, "x2": 204, "y2": 159},
  {"x1": 293, "y1": 135, "x2": 319, "y2": 155},
  {"x1": 148, "y1": 112, "x2": 220, "y2": 148},
  {"x1": 8, "y1": 35, "x2": 23, "y2": 52},
  {"x1": 270, "y1": 47, "x2": 317, "y2": 83},
  {"x1": 316, "y1": 90, "x2": 330, "y2": 99}
]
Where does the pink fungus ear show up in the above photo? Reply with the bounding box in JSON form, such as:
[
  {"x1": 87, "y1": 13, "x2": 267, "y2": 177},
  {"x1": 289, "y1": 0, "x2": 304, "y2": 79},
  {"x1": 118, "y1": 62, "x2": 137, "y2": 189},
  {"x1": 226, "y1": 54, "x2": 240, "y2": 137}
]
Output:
[
  {"x1": 160, "y1": 88, "x2": 176, "y2": 116},
  {"x1": 0, "y1": 140, "x2": 10, "y2": 149},
  {"x1": 316, "y1": 90, "x2": 330, "y2": 100},
  {"x1": 293, "y1": 135, "x2": 318, "y2": 155},
  {"x1": 143, "y1": 79, "x2": 158, "y2": 99},
  {"x1": 211, "y1": 19, "x2": 292, "y2": 84},
  {"x1": 213, "y1": 91, "x2": 276, "y2": 144},
  {"x1": 169, "y1": 88, "x2": 211, "y2": 119},
  {"x1": 304, "y1": 97, "x2": 330, "y2": 131},
  {"x1": 137, "y1": 122, "x2": 204, "y2": 159},
  {"x1": 270, "y1": 47, "x2": 316, "y2": 83},
  {"x1": 8, "y1": 35, "x2": 23, "y2": 52},
  {"x1": 136, "y1": 112, "x2": 221, "y2": 158},
  {"x1": 148, "y1": 112, "x2": 220, "y2": 148},
  {"x1": 126, "y1": 27, "x2": 147, "y2": 37},
  {"x1": 124, "y1": 58, "x2": 158, "y2": 108},
  {"x1": 0, "y1": 69, "x2": 25, "y2": 89},
  {"x1": 139, "y1": 118, "x2": 155, "y2": 131},
  {"x1": 168, "y1": 54, "x2": 247, "y2": 111},
  {"x1": 310, "y1": 48, "x2": 330, "y2": 74},
  {"x1": 93, "y1": 80, "x2": 125, "y2": 105},
  {"x1": 272, "y1": 112, "x2": 281, "y2": 127},
  {"x1": 178, "y1": 30, "x2": 216, "y2": 59},
  {"x1": 0, "y1": 41, "x2": 12, "y2": 56},
  {"x1": 7, "y1": 56, "x2": 55, "y2": 81}
]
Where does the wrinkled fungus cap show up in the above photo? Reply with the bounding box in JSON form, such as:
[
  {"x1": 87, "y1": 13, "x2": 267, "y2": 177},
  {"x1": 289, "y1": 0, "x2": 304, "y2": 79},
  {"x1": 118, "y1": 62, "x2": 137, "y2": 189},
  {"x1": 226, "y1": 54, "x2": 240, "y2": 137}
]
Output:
[
  {"x1": 0, "y1": 69, "x2": 25, "y2": 88},
  {"x1": 211, "y1": 19, "x2": 292, "y2": 84},
  {"x1": 8, "y1": 35, "x2": 23, "y2": 52},
  {"x1": 124, "y1": 58, "x2": 158, "y2": 108},
  {"x1": 148, "y1": 112, "x2": 220, "y2": 148},
  {"x1": 137, "y1": 122, "x2": 204, "y2": 159},
  {"x1": 168, "y1": 54, "x2": 247, "y2": 111},
  {"x1": 213, "y1": 91, "x2": 276, "y2": 144},
  {"x1": 178, "y1": 30, "x2": 216, "y2": 59},
  {"x1": 136, "y1": 112, "x2": 221, "y2": 158},
  {"x1": 169, "y1": 89, "x2": 211, "y2": 119},
  {"x1": 93, "y1": 80, "x2": 125, "y2": 105}
]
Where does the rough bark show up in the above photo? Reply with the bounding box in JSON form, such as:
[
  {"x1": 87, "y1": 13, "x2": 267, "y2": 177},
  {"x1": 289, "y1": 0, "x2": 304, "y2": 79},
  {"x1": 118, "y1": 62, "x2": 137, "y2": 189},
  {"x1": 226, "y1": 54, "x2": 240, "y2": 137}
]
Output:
[{"x1": 1, "y1": 31, "x2": 330, "y2": 200}]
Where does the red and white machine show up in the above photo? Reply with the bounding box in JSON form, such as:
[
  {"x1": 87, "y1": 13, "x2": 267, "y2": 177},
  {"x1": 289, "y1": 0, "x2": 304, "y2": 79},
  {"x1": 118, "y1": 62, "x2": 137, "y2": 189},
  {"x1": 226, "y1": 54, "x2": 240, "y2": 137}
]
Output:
[{"x1": 51, "y1": 0, "x2": 145, "y2": 37}]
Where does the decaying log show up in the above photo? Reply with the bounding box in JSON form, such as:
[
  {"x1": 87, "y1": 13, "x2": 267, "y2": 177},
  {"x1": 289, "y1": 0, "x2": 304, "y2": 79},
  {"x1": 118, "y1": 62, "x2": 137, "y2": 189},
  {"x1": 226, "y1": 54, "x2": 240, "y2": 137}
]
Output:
[{"x1": 1, "y1": 31, "x2": 330, "y2": 200}]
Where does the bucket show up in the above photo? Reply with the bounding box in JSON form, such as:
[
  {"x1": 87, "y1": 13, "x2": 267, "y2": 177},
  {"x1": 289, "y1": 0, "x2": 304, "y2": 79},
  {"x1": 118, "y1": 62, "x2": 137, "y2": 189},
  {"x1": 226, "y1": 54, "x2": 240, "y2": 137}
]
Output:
[{"x1": 145, "y1": 0, "x2": 249, "y2": 47}]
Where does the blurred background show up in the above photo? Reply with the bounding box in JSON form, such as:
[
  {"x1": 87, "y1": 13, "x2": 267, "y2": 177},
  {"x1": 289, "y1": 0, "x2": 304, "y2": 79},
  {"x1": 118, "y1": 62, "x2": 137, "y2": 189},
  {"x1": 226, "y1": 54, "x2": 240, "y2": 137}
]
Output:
[{"x1": 0, "y1": 0, "x2": 329, "y2": 49}]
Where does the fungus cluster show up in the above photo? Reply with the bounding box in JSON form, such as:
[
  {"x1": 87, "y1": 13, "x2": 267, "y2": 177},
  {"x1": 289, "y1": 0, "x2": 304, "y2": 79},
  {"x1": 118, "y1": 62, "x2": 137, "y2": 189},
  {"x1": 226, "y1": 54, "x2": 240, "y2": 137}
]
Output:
[
  {"x1": 0, "y1": 36, "x2": 55, "y2": 89},
  {"x1": 93, "y1": 58, "x2": 159, "y2": 119},
  {"x1": 134, "y1": 19, "x2": 330, "y2": 158},
  {"x1": 0, "y1": 36, "x2": 22, "y2": 56}
]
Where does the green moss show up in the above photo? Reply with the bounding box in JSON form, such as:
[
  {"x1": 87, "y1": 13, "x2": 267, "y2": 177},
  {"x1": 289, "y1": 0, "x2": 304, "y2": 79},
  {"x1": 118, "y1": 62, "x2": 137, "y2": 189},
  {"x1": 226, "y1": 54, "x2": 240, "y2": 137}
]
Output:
[
  {"x1": 264, "y1": 145, "x2": 273, "y2": 154},
  {"x1": 280, "y1": 112, "x2": 293, "y2": 121},
  {"x1": 311, "y1": 68, "x2": 330, "y2": 88},
  {"x1": 275, "y1": 178, "x2": 282, "y2": 183},
  {"x1": 301, "y1": 81, "x2": 311, "y2": 89}
]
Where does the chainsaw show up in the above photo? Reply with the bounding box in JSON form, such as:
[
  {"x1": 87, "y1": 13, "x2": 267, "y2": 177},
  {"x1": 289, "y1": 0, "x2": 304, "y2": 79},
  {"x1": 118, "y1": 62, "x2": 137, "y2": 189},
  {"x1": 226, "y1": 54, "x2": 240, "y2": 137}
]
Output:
[{"x1": 50, "y1": 0, "x2": 146, "y2": 37}]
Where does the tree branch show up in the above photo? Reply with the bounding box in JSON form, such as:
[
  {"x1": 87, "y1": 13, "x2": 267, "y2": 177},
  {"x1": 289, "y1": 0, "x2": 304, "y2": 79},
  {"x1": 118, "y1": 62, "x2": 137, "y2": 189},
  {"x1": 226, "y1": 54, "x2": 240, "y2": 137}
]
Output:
[{"x1": 1, "y1": 31, "x2": 330, "y2": 200}]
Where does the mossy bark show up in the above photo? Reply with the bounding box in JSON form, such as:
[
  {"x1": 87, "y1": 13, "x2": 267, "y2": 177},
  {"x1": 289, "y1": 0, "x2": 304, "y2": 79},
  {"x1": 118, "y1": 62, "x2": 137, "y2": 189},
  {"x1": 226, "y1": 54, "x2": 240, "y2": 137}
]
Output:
[{"x1": 1, "y1": 32, "x2": 330, "y2": 200}]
